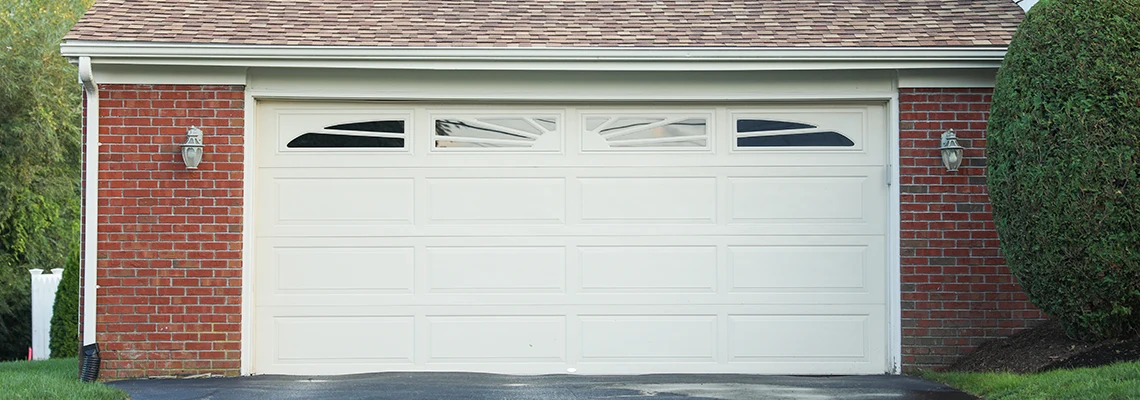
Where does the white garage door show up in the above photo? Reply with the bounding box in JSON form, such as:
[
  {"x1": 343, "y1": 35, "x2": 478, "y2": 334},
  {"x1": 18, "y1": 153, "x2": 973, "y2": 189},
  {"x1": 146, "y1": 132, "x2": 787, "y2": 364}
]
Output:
[{"x1": 254, "y1": 101, "x2": 889, "y2": 375}]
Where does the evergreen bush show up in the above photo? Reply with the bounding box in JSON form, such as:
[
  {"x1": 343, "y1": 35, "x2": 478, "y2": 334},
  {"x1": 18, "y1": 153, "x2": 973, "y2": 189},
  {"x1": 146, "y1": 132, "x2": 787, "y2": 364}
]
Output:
[
  {"x1": 987, "y1": 0, "x2": 1140, "y2": 341},
  {"x1": 49, "y1": 250, "x2": 79, "y2": 358}
]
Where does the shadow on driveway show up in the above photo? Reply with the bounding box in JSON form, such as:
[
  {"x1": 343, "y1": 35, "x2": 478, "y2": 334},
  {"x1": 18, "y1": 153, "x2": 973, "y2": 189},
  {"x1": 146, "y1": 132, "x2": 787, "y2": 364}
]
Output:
[{"x1": 111, "y1": 373, "x2": 976, "y2": 400}]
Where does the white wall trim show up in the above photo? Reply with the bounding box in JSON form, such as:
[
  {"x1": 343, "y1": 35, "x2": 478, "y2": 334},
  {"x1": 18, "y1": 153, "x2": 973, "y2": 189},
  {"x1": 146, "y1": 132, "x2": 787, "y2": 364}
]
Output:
[
  {"x1": 240, "y1": 87, "x2": 256, "y2": 375},
  {"x1": 248, "y1": 91, "x2": 904, "y2": 102},
  {"x1": 79, "y1": 56, "x2": 99, "y2": 346},
  {"x1": 62, "y1": 42, "x2": 1007, "y2": 71},
  {"x1": 887, "y1": 91, "x2": 903, "y2": 374},
  {"x1": 898, "y1": 69, "x2": 998, "y2": 88},
  {"x1": 91, "y1": 64, "x2": 247, "y2": 85}
]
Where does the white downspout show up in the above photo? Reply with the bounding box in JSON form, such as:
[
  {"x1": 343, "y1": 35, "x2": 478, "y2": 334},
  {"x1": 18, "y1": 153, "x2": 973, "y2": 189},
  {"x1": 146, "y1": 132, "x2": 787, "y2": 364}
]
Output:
[{"x1": 78, "y1": 56, "x2": 98, "y2": 346}]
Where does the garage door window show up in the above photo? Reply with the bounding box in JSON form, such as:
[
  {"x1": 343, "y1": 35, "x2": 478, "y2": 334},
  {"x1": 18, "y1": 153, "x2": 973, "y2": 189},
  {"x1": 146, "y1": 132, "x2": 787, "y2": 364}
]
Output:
[
  {"x1": 434, "y1": 116, "x2": 559, "y2": 150},
  {"x1": 582, "y1": 115, "x2": 709, "y2": 150},
  {"x1": 287, "y1": 120, "x2": 405, "y2": 149},
  {"x1": 735, "y1": 119, "x2": 854, "y2": 148}
]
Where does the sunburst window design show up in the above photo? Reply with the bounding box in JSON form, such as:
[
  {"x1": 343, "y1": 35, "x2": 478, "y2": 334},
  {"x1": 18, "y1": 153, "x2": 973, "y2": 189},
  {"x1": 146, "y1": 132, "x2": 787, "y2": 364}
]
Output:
[
  {"x1": 583, "y1": 116, "x2": 708, "y2": 150},
  {"x1": 434, "y1": 116, "x2": 559, "y2": 150},
  {"x1": 287, "y1": 120, "x2": 405, "y2": 148},
  {"x1": 736, "y1": 119, "x2": 854, "y2": 147}
]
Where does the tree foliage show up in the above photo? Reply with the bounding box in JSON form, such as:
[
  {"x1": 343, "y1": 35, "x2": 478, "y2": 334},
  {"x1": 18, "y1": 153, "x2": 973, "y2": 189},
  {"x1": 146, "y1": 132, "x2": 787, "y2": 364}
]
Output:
[
  {"x1": 0, "y1": 0, "x2": 92, "y2": 361},
  {"x1": 987, "y1": 0, "x2": 1140, "y2": 341}
]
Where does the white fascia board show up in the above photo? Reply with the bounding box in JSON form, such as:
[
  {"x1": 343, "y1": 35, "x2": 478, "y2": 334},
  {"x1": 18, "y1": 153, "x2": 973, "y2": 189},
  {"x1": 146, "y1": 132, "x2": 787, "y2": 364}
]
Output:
[
  {"x1": 898, "y1": 68, "x2": 998, "y2": 88},
  {"x1": 61, "y1": 41, "x2": 1007, "y2": 71}
]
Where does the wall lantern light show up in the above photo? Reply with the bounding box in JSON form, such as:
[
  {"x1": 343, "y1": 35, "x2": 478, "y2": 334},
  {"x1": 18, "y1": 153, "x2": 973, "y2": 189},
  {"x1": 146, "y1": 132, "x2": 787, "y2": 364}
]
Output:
[
  {"x1": 939, "y1": 129, "x2": 965, "y2": 172},
  {"x1": 181, "y1": 126, "x2": 204, "y2": 169}
]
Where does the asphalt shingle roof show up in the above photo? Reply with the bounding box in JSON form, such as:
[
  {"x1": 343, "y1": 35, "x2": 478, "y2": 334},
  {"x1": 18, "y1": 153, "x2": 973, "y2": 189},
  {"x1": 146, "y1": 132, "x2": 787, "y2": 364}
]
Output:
[{"x1": 66, "y1": 0, "x2": 1025, "y2": 47}]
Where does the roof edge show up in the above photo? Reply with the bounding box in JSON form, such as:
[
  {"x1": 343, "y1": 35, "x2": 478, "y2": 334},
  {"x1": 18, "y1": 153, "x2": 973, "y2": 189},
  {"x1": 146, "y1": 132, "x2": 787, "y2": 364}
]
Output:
[{"x1": 61, "y1": 41, "x2": 1008, "y2": 71}]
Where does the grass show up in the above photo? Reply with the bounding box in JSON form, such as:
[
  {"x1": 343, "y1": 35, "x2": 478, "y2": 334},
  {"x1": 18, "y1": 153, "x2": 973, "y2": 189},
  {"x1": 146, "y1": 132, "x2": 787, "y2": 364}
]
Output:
[
  {"x1": 923, "y1": 361, "x2": 1140, "y2": 400},
  {"x1": 0, "y1": 358, "x2": 128, "y2": 400}
]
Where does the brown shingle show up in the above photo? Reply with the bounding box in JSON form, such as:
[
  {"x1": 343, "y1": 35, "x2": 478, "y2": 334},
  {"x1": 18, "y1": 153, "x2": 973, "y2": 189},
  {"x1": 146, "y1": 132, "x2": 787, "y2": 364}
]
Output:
[{"x1": 65, "y1": 0, "x2": 1025, "y2": 47}]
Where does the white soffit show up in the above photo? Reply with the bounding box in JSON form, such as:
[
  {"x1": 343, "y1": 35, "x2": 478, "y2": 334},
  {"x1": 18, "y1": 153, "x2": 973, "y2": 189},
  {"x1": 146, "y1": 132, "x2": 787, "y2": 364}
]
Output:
[
  {"x1": 897, "y1": 69, "x2": 997, "y2": 88},
  {"x1": 92, "y1": 64, "x2": 247, "y2": 85},
  {"x1": 62, "y1": 42, "x2": 1008, "y2": 72},
  {"x1": 246, "y1": 69, "x2": 899, "y2": 101}
]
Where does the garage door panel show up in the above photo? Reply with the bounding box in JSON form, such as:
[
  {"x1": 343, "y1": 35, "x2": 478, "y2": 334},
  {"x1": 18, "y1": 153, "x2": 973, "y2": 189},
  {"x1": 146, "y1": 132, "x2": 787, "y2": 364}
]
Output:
[
  {"x1": 268, "y1": 316, "x2": 415, "y2": 364},
  {"x1": 579, "y1": 177, "x2": 717, "y2": 223},
  {"x1": 426, "y1": 178, "x2": 566, "y2": 224},
  {"x1": 728, "y1": 315, "x2": 874, "y2": 362},
  {"x1": 275, "y1": 178, "x2": 415, "y2": 225},
  {"x1": 728, "y1": 245, "x2": 873, "y2": 294},
  {"x1": 579, "y1": 315, "x2": 718, "y2": 362},
  {"x1": 273, "y1": 247, "x2": 414, "y2": 294},
  {"x1": 728, "y1": 176, "x2": 867, "y2": 223},
  {"x1": 258, "y1": 236, "x2": 885, "y2": 305},
  {"x1": 256, "y1": 306, "x2": 885, "y2": 373},
  {"x1": 258, "y1": 167, "x2": 885, "y2": 237},
  {"x1": 578, "y1": 246, "x2": 718, "y2": 293},
  {"x1": 425, "y1": 246, "x2": 566, "y2": 293},
  {"x1": 426, "y1": 316, "x2": 566, "y2": 363}
]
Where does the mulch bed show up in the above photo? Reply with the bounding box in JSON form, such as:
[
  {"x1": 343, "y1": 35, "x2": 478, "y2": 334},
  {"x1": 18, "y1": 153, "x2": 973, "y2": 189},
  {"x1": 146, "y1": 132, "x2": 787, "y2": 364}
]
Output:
[{"x1": 947, "y1": 320, "x2": 1140, "y2": 373}]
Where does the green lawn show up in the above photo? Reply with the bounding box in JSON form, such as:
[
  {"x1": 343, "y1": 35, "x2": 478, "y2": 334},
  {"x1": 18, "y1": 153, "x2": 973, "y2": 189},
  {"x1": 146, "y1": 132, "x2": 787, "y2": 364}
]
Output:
[
  {"x1": 924, "y1": 361, "x2": 1140, "y2": 400},
  {"x1": 0, "y1": 358, "x2": 128, "y2": 400}
]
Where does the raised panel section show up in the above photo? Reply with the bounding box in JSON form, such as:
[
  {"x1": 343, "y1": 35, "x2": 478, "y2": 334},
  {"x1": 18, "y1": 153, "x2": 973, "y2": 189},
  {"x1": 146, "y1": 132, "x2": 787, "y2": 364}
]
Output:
[
  {"x1": 579, "y1": 246, "x2": 717, "y2": 292},
  {"x1": 728, "y1": 315, "x2": 868, "y2": 361},
  {"x1": 275, "y1": 247, "x2": 414, "y2": 293},
  {"x1": 579, "y1": 315, "x2": 717, "y2": 361},
  {"x1": 427, "y1": 247, "x2": 565, "y2": 293},
  {"x1": 729, "y1": 176, "x2": 865, "y2": 223},
  {"x1": 728, "y1": 246, "x2": 867, "y2": 292},
  {"x1": 427, "y1": 178, "x2": 565, "y2": 223},
  {"x1": 427, "y1": 316, "x2": 565, "y2": 362},
  {"x1": 580, "y1": 177, "x2": 716, "y2": 223},
  {"x1": 276, "y1": 178, "x2": 414, "y2": 224},
  {"x1": 275, "y1": 317, "x2": 414, "y2": 362}
]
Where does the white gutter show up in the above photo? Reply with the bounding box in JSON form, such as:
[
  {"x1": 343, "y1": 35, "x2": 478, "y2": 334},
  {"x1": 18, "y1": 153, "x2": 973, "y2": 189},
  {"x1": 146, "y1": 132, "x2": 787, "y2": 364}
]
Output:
[
  {"x1": 61, "y1": 42, "x2": 1008, "y2": 71},
  {"x1": 78, "y1": 56, "x2": 98, "y2": 347}
]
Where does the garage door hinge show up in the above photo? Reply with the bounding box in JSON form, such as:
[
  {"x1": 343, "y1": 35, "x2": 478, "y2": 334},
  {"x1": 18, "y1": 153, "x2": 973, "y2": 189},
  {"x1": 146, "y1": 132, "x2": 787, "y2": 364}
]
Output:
[{"x1": 886, "y1": 164, "x2": 892, "y2": 186}]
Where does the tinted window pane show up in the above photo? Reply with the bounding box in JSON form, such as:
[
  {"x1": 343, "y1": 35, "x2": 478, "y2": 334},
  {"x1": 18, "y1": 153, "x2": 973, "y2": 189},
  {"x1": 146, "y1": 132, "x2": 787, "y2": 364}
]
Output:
[
  {"x1": 287, "y1": 133, "x2": 404, "y2": 148},
  {"x1": 327, "y1": 120, "x2": 405, "y2": 133},
  {"x1": 737, "y1": 132, "x2": 854, "y2": 147},
  {"x1": 736, "y1": 119, "x2": 814, "y2": 132}
]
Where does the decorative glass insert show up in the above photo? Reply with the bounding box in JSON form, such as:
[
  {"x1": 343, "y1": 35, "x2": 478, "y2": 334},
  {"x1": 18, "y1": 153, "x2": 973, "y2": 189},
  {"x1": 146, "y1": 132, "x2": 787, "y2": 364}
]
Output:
[
  {"x1": 583, "y1": 116, "x2": 708, "y2": 149},
  {"x1": 287, "y1": 120, "x2": 405, "y2": 148},
  {"x1": 434, "y1": 116, "x2": 559, "y2": 149},
  {"x1": 736, "y1": 119, "x2": 854, "y2": 147}
]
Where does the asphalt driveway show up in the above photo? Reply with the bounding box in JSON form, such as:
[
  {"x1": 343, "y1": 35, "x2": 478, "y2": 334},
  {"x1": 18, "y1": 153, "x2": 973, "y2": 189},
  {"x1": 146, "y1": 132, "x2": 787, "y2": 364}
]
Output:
[{"x1": 111, "y1": 373, "x2": 976, "y2": 400}]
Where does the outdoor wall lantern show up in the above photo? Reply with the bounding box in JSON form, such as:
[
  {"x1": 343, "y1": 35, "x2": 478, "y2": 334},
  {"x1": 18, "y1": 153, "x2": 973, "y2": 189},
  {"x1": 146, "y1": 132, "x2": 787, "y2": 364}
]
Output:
[
  {"x1": 181, "y1": 126, "x2": 204, "y2": 169},
  {"x1": 939, "y1": 129, "x2": 965, "y2": 172}
]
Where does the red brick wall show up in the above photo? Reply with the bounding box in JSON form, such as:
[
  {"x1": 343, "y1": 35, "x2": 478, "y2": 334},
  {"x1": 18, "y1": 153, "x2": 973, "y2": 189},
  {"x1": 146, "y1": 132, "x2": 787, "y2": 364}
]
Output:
[
  {"x1": 90, "y1": 84, "x2": 245, "y2": 379},
  {"x1": 898, "y1": 88, "x2": 1046, "y2": 371}
]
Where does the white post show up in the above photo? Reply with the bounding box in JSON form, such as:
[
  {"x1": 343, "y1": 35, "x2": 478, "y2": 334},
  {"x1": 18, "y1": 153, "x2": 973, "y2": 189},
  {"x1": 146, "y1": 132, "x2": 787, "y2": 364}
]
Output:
[{"x1": 29, "y1": 268, "x2": 64, "y2": 360}]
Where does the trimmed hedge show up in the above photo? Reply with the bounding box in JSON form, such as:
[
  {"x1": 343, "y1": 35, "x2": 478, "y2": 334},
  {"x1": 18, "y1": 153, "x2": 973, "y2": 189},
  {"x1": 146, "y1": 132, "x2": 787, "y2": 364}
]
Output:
[
  {"x1": 49, "y1": 251, "x2": 79, "y2": 358},
  {"x1": 987, "y1": 0, "x2": 1140, "y2": 341}
]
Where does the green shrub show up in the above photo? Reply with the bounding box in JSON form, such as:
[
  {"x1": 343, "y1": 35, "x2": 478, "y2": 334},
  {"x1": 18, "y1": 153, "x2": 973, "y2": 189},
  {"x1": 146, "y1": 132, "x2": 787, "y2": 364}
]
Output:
[
  {"x1": 0, "y1": 289, "x2": 31, "y2": 361},
  {"x1": 987, "y1": 0, "x2": 1140, "y2": 341},
  {"x1": 49, "y1": 251, "x2": 79, "y2": 359}
]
